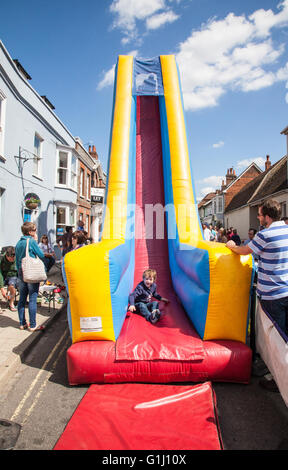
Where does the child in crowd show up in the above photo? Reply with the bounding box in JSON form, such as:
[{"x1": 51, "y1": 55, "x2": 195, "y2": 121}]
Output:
[{"x1": 128, "y1": 269, "x2": 169, "y2": 324}]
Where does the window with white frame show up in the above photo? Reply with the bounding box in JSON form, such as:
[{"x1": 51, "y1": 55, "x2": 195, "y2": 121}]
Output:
[
  {"x1": 69, "y1": 207, "x2": 75, "y2": 226},
  {"x1": 56, "y1": 205, "x2": 76, "y2": 237},
  {"x1": 80, "y1": 167, "x2": 85, "y2": 197},
  {"x1": 33, "y1": 133, "x2": 43, "y2": 177},
  {"x1": 86, "y1": 173, "x2": 90, "y2": 200},
  {"x1": 218, "y1": 196, "x2": 223, "y2": 213},
  {"x1": 57, "y1": 151, "x2": 68, "y2": 185},
  {"x1": 71, "y1": 154, "x2": 77, "y2": 190},
  {"x1": 56, "y1": 149, "x2": 78, "y2": 189},
  {"x1": 0, "y1": 91, "x2": 7, "y2": 159}
]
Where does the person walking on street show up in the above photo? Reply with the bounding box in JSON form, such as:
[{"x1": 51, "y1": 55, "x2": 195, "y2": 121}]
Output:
[
  {"x1": 202, "y1": 223, "x2": 211, "y2": 241},
  {"x1": 15, "y1": 222, "x2": 46, "y2": 331}
]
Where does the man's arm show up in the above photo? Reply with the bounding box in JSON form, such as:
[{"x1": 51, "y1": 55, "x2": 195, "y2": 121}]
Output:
[{"x1": 226, "y1": 240, "x2": 253, "y2": 255}]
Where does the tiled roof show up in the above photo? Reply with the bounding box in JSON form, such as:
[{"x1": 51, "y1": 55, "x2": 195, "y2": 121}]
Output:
[
  {"x1": 225, "y1": 156, "x2": 287, "y2": 212},
  {"x1": 249, "y1": 156, "x2": 287, "y2": 203},
  {"x1": 198, "y1": 192, "x2": 216, "y2": 208}
]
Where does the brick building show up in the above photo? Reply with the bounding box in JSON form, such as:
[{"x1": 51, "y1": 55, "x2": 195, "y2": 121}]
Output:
[
  {"x1": 225, "y1": 155, "x2": 287, "y2": 241},
  {"x1": 75, "y1": 138, "x2": 95, "y2": 237},
  {"x1": 198, "y1": 161, "x2": 263, "y2": 227},
  {"x1": 222, "y1": 163, "x2": 263, "y2": 210},
  {"x1": 89, "y1": 145, "x2": 106, "y2": 242}
]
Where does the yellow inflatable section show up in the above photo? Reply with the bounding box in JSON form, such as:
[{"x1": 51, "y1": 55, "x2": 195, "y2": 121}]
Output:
[{"x1": 63, "y1": 56, "x2": 134, "y2": 343}]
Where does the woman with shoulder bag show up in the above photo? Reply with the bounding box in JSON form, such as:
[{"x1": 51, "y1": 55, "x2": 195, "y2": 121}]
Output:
[{"x1": 15, "y1": 222, "x2": 46, "y2": 331}]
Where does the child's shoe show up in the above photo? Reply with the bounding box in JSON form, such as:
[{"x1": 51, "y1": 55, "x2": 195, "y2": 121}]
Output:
[{"x1": 150, "y1": 309, "x2": 161, "y2": 324}]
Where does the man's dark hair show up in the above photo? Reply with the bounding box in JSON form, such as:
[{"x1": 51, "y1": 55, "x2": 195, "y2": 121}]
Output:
[
  {"x1": 260, "y1": 199, "x2": 281, "y2": 220},
  {"x1": 5, "y1": 246, "x2": 15, "y2": 257}
]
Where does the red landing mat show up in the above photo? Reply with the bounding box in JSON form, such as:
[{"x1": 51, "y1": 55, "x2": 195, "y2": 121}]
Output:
[{"x1": 54, "y1": 382, "x2": 223, "y2": 450}]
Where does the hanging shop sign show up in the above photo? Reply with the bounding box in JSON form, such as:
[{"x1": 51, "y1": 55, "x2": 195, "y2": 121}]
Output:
[{"x1": 91, "y1": 187, "x2": 105, "y2": 203}]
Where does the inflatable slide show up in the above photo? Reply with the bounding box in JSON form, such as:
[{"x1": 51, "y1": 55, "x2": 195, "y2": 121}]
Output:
[{"x1": 63, "y1": 55, "x2": 253, "y2": 385}]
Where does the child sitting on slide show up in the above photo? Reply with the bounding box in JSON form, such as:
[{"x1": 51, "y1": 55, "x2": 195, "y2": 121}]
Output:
[{"x1": 128, "y1": 268, "x2": 169, "y2": 324}]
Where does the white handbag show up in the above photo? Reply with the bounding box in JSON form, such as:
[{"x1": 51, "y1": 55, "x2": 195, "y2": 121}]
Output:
[{"x1": 21, "y1": 238, "x2": 47, "y2": 283}]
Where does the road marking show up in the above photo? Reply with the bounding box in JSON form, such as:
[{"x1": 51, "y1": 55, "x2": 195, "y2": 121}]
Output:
[
  {"x1": 21, "y1": 336, "x2": 70, "y2": 425},
  {"x1": 10, "y1": 328, "x2": 69, "y2": 423}
]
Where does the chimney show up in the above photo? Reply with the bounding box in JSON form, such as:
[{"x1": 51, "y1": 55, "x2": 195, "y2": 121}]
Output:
[
  {"x1": 265, "y1": 155, "x2": 271, "y2": 171},
  {"x1": 225, "y1": 168, "x2": 237, "y2": 186},
  {"x1": 221, "y1": 179, "x2": 226, "y2": 191},
  {"x1": 89, "y1": 145, "x2": 98, "y2": 160}
]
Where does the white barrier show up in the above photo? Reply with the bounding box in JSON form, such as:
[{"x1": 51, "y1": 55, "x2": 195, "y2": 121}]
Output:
[{"x1": 256, "y1": 300, "x2": 288, "y2": 407}]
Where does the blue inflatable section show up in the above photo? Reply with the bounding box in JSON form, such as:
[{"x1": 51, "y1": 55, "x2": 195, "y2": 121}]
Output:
[{"x1": 133, "y1": 57, "x2": 164, "y2": 96}]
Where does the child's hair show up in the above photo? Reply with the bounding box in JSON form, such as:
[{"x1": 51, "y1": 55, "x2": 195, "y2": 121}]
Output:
[
  {"x1": 21, "y1": 222, "x2": 37, "y2": 235},
  {"x1": 143, "y1": 268, "x2": 157, "y2": 282}
]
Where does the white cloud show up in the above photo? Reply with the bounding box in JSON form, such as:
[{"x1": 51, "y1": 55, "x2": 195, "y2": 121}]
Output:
[
  {"x1": 212, "y1": 140, "x2": 224, "y2": 148},
  {"x1": 110, "y1": 0, "x2": 165, "y2": 43},
  {"x1": 200, "y1": 187, "x2": 216, "y2": 197},
  {"x1": 197, "y1": 175, "x2": 224, "y2": 197},
  {"x1": 176, "y1": 1, "x2": 288, "y2": 110},
  {"x1": 97, "y1": 66, "x2": 115, "y2": 90},
  {"x1": 146, "y1": 10, "x2": 179, "y2": 30},
  {"x1": 198, "y1": 175, "x2": 224, "y2": 186},
  {"x1": 109, "y1": 0, "x2": 180, "y2": 44},
  {"x1": 110, "y1": 0, "x2": 165, "y2": 29},
  {"x1": 236, "y1": 157, "x2": 266, "y2": 170},
  {"x1": 249, "y1": 0, "x2": 288, "y2": 37}
]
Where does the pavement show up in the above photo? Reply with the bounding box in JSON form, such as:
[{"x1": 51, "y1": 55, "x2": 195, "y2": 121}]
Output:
[{"x1": 0, "y1": 262, "x2": 67, "y2": 393}]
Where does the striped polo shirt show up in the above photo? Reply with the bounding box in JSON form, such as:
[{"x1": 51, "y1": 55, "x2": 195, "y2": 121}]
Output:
[{"x1": 248, "y1": 221, "x2": 288, "y2": 300}]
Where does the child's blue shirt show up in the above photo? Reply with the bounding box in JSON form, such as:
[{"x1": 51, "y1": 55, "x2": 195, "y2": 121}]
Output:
[{"x1": 129, "y1": 281, "x2": 162, "y2": 306}]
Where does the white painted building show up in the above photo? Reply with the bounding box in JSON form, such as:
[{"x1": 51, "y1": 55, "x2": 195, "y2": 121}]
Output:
[{"x1": 0, "y1": 41, "x2": 79, "y2": 250}]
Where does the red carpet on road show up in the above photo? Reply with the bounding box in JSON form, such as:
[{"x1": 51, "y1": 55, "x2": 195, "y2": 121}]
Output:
[{"x1": 54, "y1": 381, "x2": 223, "y2": 450}]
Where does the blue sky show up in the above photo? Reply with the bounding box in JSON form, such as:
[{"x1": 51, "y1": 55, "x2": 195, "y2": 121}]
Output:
[{"x1": 1, "y1": 0, "x2": 288, "y2": 200}]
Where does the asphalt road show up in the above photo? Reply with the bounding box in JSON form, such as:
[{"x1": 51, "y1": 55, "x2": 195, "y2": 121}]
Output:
[{"x1": 0, "y1": 306, "x2": 288, "y2": 451}]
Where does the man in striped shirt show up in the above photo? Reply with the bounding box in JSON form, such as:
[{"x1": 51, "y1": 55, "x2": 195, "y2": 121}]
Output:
[
  {"x1": 226, "y1": 199, "x2": 288, "y2": 336},
  {"x1": 226, "y1": 199, "x2": 288, "y2": 392}
]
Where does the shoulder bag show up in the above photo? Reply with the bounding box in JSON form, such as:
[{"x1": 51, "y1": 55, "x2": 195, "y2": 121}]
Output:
[{"x1": 21, "y1": 238, "x2": 47, "y2": 283}]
